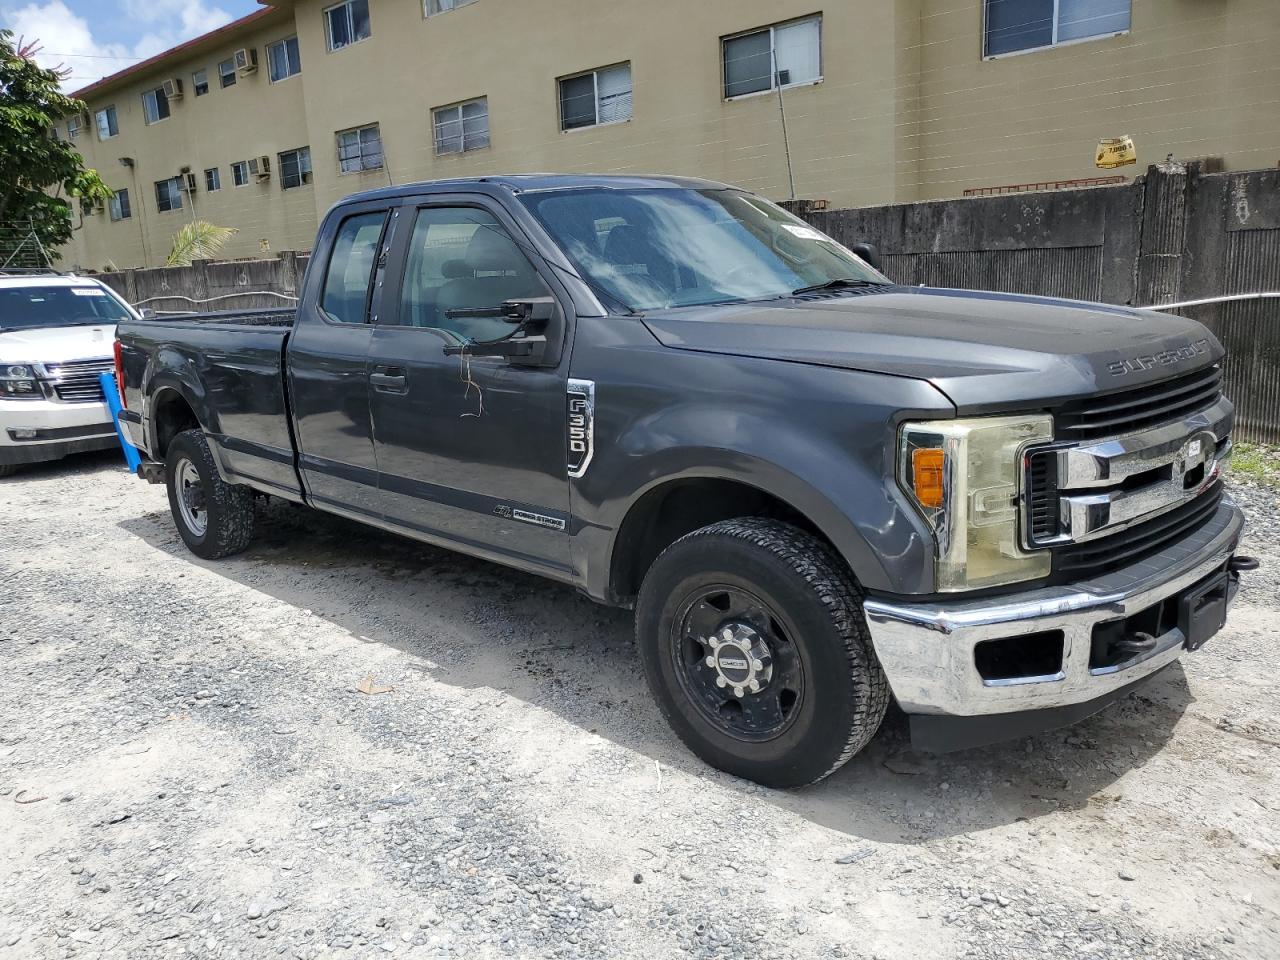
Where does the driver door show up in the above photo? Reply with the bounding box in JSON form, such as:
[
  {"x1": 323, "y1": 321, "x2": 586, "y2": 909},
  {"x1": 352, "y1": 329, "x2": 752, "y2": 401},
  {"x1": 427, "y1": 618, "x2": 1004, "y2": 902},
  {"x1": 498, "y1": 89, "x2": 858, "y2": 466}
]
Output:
[{"x1": 367, "y1": 198, "x2": 574, "y2": 577}]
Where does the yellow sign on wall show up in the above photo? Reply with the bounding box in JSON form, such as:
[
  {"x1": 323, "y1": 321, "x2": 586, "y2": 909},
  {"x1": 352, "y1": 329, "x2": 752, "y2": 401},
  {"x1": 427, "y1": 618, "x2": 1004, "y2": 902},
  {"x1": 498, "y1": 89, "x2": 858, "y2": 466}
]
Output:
[{"x1": 1096, "y1": 136, "x2": 1137, "y2": 169}]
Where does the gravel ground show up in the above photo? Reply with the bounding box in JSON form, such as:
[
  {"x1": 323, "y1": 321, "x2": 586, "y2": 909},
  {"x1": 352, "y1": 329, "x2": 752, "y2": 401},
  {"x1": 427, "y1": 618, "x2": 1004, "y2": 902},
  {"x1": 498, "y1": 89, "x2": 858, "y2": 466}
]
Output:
[{"x1": 2, "y1": 452, "x2": 1278, "y2": 960}]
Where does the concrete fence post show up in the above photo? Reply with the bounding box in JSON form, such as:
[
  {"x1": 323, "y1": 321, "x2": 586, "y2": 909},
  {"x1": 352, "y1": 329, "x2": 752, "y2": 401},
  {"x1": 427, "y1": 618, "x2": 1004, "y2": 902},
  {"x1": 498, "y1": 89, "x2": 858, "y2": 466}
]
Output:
[{"x1": 1134, "y1": 161, "x2": 1189, "y2": 308}]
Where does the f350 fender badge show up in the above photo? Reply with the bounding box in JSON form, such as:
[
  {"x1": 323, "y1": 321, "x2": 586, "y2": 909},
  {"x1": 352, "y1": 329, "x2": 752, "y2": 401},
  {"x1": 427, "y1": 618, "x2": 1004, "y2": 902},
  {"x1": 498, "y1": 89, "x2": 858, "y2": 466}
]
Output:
[
  {"x1": 1107, "y1": 339, "x2": 1210, "y2": 376},
  {"x1": 567, "y1": 379, "x2": 595, "y2": 478}
]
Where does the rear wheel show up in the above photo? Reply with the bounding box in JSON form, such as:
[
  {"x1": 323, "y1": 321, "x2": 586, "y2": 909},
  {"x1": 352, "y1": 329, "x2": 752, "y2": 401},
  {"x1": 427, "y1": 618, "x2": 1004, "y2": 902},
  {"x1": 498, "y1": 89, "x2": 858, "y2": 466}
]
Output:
[
  {"x1": 0, "y1": 464, "x2": 19, "y2": 478},
  {"x1": 636, "y1": 518, "x2": 889, "y2": 788},
  {"x1": 165, "y1": 429, "x2": 255, "y2": 559}
]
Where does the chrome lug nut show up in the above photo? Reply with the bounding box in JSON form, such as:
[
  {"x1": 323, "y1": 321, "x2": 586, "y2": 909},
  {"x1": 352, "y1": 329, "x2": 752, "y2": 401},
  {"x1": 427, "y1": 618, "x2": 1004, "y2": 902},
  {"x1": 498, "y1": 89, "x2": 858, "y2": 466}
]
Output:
[
  {"x1": 705, "y1": 656, "x2": 716, "y2": 668},
  {"x1": 733, "y1": 686, "x2": 745, "y2": 698},
  {"x1": 715, "y1": 676, "x2": 727, "y2": 688},
  {"x1": 747, "y1": 679, "x2": 760, "y2": 693}
]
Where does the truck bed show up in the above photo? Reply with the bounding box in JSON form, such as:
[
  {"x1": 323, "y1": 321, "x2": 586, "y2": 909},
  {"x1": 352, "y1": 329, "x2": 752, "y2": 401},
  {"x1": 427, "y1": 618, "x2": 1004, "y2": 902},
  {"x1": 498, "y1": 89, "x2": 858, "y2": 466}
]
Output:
[
  {"x1": 117, "y1": 308, "x2": 301, "y2": 499},
  {"x1": 143, "y1": 307, "x2": 297, "y2": 327}
]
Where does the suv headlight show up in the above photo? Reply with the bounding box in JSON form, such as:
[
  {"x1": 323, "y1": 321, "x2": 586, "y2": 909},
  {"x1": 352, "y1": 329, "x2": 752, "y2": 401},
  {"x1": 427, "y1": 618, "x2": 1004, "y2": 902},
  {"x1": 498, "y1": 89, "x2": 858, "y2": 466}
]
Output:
[
  {"x1": 899, "y1": 414, "x2": 1053, "y2": 591},
  {"x1": 0, "y1": 364, "x2": 41, "y2": 400}
]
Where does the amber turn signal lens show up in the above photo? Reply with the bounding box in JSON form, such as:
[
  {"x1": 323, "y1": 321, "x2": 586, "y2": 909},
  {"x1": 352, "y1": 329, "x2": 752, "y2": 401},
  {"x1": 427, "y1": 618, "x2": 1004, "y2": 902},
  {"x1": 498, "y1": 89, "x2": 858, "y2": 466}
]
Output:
[{"x1": 911, "y1": 448, "x2": 946, "y2": 509}]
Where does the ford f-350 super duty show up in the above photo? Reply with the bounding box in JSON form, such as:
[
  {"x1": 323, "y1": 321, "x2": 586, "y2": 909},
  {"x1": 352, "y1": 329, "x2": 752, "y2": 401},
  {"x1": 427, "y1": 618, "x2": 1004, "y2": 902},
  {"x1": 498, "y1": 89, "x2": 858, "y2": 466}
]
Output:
[{"x1": 115, "y1": 175, "x2": 1254, "y2": 787}]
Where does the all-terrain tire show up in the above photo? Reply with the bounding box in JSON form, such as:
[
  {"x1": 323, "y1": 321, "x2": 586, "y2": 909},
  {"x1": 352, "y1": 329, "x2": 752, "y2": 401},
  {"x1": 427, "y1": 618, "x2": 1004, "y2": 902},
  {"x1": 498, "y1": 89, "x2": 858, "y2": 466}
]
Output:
[
  {"x1": 636, "y1": 518, "x2": 890, "y2": 788},
  {"x1": 0, "y1": 464, "x2": 19, "y2": 478},
  {"x1": 165, "y1": 428, "x2": 255, "y2": 559}
]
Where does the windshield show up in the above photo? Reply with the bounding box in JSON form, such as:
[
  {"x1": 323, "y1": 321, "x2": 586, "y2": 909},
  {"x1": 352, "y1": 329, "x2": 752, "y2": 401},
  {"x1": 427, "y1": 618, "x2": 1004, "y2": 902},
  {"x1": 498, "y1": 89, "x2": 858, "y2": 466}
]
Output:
[
  {"x1": 0, "y1": 284, "x2": 133, "y2": 331},
  {"x1": 520, "y1": 187, "x2": 888, "y2": 311}
]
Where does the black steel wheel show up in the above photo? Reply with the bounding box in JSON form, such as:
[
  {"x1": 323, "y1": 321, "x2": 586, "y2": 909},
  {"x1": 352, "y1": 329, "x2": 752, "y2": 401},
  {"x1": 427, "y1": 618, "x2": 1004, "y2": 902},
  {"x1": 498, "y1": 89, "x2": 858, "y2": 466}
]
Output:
[
  {"x1": 671, "y1": 584, "x2": 806, "y2": 742},
  {"x1": 636, "y1": 518, "x2": 890, "y2": 788}
]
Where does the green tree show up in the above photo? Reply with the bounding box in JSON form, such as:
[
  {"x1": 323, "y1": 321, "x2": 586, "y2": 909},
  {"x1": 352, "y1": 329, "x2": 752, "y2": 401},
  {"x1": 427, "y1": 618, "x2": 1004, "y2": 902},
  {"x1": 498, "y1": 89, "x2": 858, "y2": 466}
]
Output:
[
  {"x1": 166, "y1": 220, "x2": 238, "y2": 266},
  {"x1": 0, "y1": 31, "x2": 112, "y2": 261}
]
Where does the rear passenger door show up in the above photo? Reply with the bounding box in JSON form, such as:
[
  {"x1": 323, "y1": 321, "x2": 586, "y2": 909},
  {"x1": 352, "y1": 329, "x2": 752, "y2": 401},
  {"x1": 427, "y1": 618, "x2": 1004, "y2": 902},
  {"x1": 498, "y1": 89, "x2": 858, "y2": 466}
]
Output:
[
  {"x1": 287, "y1": 202, "x2": 397, "y2": 520},
  {"x1": 367, "y1": 197, "x2": 574, "y2": 576}
]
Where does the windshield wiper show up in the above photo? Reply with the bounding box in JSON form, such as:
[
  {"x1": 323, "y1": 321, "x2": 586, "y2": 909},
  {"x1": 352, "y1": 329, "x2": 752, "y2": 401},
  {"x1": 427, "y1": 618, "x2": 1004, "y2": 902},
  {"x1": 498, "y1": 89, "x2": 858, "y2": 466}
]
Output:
[{"x1": 790, "y1": 278, "x2": 878, "y2": 296}]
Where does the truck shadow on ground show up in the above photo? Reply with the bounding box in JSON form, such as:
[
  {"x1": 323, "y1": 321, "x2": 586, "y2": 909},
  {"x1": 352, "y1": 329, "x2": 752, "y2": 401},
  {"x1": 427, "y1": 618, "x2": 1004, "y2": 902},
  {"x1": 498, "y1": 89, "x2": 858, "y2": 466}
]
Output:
[{"x1": 117, "y1": 495, "x2": 1194, "y2": 846}]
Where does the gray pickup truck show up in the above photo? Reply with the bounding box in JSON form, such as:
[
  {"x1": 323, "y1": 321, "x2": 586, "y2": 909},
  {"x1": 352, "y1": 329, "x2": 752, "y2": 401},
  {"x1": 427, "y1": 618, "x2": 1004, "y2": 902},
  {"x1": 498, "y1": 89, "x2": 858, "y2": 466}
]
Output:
[{"x1": 116, "y1": 175, "x2": 1253, "y2": 787}]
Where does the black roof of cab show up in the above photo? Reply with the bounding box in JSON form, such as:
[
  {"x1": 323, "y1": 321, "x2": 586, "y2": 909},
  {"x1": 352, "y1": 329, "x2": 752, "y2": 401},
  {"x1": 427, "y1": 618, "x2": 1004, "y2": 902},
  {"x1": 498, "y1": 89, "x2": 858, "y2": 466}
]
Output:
[{"x1": 330, "y1": 173, "x2": 736, "y2": 209}]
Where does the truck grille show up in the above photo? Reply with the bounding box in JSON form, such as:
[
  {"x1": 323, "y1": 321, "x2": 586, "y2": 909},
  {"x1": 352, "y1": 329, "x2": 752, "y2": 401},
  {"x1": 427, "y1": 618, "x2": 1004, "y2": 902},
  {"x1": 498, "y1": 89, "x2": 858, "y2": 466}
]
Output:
[
  {"x1": 44, "y1": 358, "x2": 113, "y2": 403},
  {"x1": 1054, "y1": 364, "x2": 1222, "y2": 442},
  {"x1": 1052, "y1": 482, "x2": 1224, "y2": 580},
  {"x1": 1026, "y1": 450, "x2": 1060, "y2": 541},
  {"x1": 1023, "y1": 361, "x2": 1231, "y2": 582}
]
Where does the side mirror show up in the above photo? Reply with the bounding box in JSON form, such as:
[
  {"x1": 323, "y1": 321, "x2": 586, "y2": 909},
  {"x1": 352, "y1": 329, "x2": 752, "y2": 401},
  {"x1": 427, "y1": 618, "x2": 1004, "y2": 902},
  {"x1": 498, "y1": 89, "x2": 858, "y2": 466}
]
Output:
[
  {"x1": 137, "y1": 307, "x2": 156, "y2": 319},
  {"x1": 849, "y1": 242, "x2": 882, "y2": 271},
  {"x1": 442, "y1": 297, "x2": 559, "y2": 366}
]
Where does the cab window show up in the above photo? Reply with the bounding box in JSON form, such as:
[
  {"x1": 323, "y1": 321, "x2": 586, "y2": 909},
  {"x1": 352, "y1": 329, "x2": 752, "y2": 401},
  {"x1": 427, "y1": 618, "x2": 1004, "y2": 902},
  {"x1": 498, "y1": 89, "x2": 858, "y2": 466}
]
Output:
[
  {"x1": 319, "y1": 211, "x2": 386, "y2": 324},
  {"x1": 395, "y1": 207, "x2": 548, "y2": 342}
]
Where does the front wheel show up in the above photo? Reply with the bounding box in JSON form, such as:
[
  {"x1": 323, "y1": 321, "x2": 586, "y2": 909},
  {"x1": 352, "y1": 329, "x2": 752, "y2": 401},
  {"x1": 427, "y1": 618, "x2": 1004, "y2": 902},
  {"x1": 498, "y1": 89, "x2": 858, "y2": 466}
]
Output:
[
  {"x1": 636, "y1": 518, "x2": 889, "y2": 788},
  {"x1": 165, "y1": 429, "x2": 255, "y2": 559}
]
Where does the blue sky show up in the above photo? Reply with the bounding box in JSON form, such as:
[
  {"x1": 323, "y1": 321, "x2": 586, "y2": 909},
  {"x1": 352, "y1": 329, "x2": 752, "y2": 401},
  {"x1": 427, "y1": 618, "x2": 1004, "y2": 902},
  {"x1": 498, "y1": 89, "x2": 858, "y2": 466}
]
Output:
[{"x1": 2, "y1": 0, "x2": 262, "y2": 90}]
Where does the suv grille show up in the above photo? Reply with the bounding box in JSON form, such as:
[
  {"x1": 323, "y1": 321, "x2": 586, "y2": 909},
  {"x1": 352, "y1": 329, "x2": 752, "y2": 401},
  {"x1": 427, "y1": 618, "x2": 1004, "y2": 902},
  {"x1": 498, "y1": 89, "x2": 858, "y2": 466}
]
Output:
[
  {"x1": 1052, "y1": 482, "x2": 1224, "y2": 580},
  {"x1": 1054, "y1": 364, "x2": 1222, "y2": 442},
  {"x1": 45, "y1": 358, "x2": 113, "y2": 403}
]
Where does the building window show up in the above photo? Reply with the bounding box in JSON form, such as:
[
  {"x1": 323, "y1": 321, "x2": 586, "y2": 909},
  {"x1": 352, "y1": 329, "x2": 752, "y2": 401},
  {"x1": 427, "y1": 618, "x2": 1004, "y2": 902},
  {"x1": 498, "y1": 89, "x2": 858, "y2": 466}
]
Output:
[
  {"x1": 278, "y1": 147, "x2": 312, "y2": 189},
  {"x1": 219, "y1": 58, "x2": 237, "y2": 88},
  {"x1": 267, "y1": 36, "x2": 302, "y2": 81},
  {"x1": 723, "y1": 15, "x2": 822, "y2": 99},
  {"x1": 559, "y1": 63, "x2": 632, "y2": 131},
  {"x1": 108, "y1": 189, "x2": 131, "y2": 222},
  {"x1": 193, "y1": 68, "x2": 209, "y2": 96},
  {"x1": 325, "y1": 0, "x2": 371, "y2": 50},
  {"x1": 424, "y1": 0, "x2": 476, "y2": 15},
  {"x1": 155, "y1": 177, "x2": 184, "y2": 213},
  {"x1": 231, "y1": 160, "x2": 251, "y2": 186},
  {"x1": 141, "y1": 87, "x2": 171, "y2": 125},
  {"x1": 95, "y1": 105, "x2": 118, "y2": 140},
  {"x1": 337, "y1": 124, "x2": 383, "y2": 173},
  {"x1": 66, "y1": 114, "x2": 81, "y2": 139},
  {"x1": 205, "y1": 167, "x2": 221, "y2": 192},
  {"x1": 984, "y1": 0, "x2": 1131, "y2": 57},
  {"x1": 432, "y1": 97, "x2": 489, "y2": 154}
]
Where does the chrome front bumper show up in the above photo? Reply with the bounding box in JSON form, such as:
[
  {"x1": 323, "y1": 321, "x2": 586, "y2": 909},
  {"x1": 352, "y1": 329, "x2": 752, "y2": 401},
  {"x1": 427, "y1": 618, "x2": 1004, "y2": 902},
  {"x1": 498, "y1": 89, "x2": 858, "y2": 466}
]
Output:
[{"x1": 863, "y1": 499, "x2": 1244, "y2": 720}]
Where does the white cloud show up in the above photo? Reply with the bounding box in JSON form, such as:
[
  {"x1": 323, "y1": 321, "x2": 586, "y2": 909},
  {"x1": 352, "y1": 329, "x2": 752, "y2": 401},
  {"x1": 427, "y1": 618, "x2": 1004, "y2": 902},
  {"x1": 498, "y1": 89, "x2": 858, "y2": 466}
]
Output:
[{"x1": 2, "y1": 0, "x2": 235, "y2": 91}]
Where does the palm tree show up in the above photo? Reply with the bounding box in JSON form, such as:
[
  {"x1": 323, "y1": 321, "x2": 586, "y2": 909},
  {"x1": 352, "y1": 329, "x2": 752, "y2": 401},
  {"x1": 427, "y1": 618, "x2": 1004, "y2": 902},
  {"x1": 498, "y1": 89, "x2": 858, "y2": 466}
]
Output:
[{"x1": 166, "y1": 220, "x2": 237, "y2": 266}]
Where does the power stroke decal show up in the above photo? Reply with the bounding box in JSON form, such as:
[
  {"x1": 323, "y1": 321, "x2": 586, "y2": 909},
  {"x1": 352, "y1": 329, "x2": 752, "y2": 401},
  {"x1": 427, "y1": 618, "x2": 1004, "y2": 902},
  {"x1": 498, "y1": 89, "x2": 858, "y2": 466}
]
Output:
[{"x1": 567, "y1": 379, "x2": 595, "y2": 478}]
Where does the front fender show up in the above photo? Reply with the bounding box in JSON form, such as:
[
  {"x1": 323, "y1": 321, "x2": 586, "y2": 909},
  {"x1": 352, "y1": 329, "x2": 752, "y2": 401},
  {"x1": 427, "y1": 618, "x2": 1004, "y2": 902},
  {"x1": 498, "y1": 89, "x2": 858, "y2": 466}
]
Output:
[{"x1": 567, "y1": 330, "x2": 954, "y2": 601}]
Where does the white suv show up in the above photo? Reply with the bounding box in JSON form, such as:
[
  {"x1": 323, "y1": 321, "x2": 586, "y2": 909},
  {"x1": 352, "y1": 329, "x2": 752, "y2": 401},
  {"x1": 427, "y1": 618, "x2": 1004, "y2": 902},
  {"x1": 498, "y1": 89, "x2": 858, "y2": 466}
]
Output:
[{"x1": 0, "y1": 273, "x2": 139, "y2": 477}]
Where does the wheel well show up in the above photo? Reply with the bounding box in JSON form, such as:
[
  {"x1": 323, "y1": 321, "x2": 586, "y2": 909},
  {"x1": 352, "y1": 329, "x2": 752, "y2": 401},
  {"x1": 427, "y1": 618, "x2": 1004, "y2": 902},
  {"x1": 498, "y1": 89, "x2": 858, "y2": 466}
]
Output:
[
  {"x1": 152, "y1": 390, "x2": 200, "y2": 459},
  {"x1": 609, "y1": 478, "x2": 839, "y2": 605}
]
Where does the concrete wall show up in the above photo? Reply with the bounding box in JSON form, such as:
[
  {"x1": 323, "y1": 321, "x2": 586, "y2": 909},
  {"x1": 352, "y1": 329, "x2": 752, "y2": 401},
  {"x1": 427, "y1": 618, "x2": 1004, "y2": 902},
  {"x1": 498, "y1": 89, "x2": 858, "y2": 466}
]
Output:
[
  {"x1": 60, "y1": 0, "x2": 1280, "y2": 270},
  {"x1": 95, "y1": 251, "x2": 309, "y2": 314}
]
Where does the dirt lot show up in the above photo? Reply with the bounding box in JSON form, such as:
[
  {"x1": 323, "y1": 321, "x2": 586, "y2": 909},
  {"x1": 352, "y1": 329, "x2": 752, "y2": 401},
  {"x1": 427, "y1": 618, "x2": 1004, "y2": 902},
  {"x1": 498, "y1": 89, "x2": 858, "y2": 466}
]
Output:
[{"x1": 2, "y1": 452, "x2": 1279, "y2": 960}]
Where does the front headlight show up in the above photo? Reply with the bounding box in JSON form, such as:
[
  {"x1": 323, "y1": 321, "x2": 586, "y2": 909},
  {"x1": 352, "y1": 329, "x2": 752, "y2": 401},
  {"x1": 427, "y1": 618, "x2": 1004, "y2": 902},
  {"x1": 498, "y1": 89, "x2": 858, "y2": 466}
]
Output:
[
  {"x1": 899, "y1": 414, "x2": 1053, "y2": 591},
  {"x1": 0, "y1": 364, "x2": 41, "y2": 400}
]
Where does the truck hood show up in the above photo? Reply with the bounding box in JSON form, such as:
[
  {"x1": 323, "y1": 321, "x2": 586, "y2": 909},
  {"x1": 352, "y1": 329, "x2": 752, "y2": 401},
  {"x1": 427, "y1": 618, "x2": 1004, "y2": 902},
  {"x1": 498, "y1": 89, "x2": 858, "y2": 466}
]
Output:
[
  {"x1": 0, "y1": 324, "x2": 115, "y2": 365},
  {"x1": 641, "y1": 286, "x2": 1223, "y2": 413}
]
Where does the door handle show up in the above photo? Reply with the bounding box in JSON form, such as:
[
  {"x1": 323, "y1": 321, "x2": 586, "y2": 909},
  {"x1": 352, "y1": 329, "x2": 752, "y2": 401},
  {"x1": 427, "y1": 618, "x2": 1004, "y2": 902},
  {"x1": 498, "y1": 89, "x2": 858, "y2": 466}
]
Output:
[{"x1": 370, "y1": 367, "x2": 407, "y2": 393}]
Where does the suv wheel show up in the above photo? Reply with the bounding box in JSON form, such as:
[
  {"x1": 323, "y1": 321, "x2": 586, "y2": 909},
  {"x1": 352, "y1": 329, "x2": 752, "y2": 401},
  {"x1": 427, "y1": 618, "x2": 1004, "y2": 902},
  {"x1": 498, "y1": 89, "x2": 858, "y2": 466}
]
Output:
[
  {"x1": 636, "y1": 518, "x2": 889, "y2": 788},
  {"x1": 165, "y1": 429, "x2": 255, "y2": 559}
]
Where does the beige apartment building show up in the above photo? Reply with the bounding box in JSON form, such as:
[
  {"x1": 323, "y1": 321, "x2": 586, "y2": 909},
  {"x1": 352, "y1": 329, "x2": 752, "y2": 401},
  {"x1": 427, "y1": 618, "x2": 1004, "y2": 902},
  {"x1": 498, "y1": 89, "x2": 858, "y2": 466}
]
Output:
[{"x1": 60, "y1": 0, "x2": 1280, "y2": 269}]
